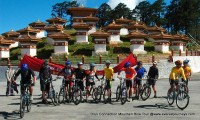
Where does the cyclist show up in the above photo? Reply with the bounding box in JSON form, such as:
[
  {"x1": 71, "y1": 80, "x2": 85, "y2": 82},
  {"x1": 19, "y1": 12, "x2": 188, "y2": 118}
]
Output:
[
  {"x1": 57, "y1": 61, "x2": 74, "y2": 98},
  {"x1": 118, "y1": 62, "x2": 136, "y2": 101},
  {"x1": 134, "y1": 61, "x2": 147, "y2": 99},
  {"x1": 72, "y1": 62, "x2": 86, "y2": 100},
  {"x1": 182, "y1": 59, "x2": 192, "y2": 92},
  {"x1": 147, "y1": 61, "x2": 159, "y2": 98},
  {"x1": 102, "y1": 60, "x2": 114, "y2": 103},
  {"x1": 169, "y1": 60, "x2": 186, "y2": 93},
  {"x1": 39, "y1": 60, "x2": 52, "y2": 104},
  {"x1": 85, "y1": 63, "x2": 100, "y2": 101},
  {"x1": 13, "y1": 64, "x2": 36, "y2": 101}
]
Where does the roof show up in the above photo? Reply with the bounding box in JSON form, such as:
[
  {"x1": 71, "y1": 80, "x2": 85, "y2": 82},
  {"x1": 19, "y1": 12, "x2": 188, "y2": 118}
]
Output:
[
  {"x1": 82, "y1": 14, "x2": 99, "y2": 22},
  {"x1": 0, "y1": 36, "x2": 15, "y2": 45},
  {"x1": 47, "y1": 31, "x2": 71, "y2": 39},
  {"x1": 15, "y1": 35, "x2": 41, "y2": 42},
  {"x1": 72, "y1": 22, "x2": 90, "y2": 30},
  {"x1": 115, "y1": 16, "x2": 132, "y2": 24},
  {"x1": 146, "y1": 25, "x2": 167, "y2": 32},
  {"x1": 128, "y1": 21, "x2": 147, "y2": 30},
  {"x1": 29, "y1": 19, "x2": 46, "y2": 27},
  {"x1": 172, "y1": 34, "x2": 190, "y2": 42},
  {"x1": 150, "y1": 32, "x2": 173, "y2": 40},
  {"x1": 126, "y1": 29, "x2": 148, "y2": 39},
  {"x1": 2, "y1": 29, "x2": 20, "y2": 37},
  {"x1": 90, "y1": 29, "x2": 110, "y2": 37},
  {"x1": 17, "y1": 26, "x2": 40, "y2": 34},
  {"x1": 104, "y1": 20, "x2": 123, "y2": 30},
  {"x1": 46, "y1": 17, "x2": 67, "y2": 24},
  {"x1": 45, "y1": 24, "x2": 64, "y2": 31}
]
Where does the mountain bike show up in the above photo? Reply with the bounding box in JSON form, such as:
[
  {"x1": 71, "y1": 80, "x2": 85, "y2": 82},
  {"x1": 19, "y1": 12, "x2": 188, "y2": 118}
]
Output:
[
  {"x1": 116, "y1": 77, "x2": 128, "y2": 105},
  {"x1": 92, "y1": 79, "x2": 106, "y2": 103},
  {"x1": 141, "y1": 78, "x2": 156, "y2": 101},
  {"x1": 71, "y1": 79, "x2": 83, "y2": 105}
]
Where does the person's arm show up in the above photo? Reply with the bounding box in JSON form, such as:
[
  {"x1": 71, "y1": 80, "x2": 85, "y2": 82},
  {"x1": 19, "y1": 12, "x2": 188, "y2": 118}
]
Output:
[
  {"x1": 13, "y1": 69, "x2": 21, "y2": 81},
  {"x1": 5, "y1": 69, "x2": 10, "y2": 82},
  {"x1": 111, "y1": 69, "x2": 114, "y2": 80},
  {"x1": 181, "y1": 68, "x2": 186, "y2": 81},
  {"x1": 57, "y1": 68, "x2": 63, "y2": 77},
  {"x1": 30, "y1": 69, "x2": 36, "y2": 84},
  {"x1": 156, "y1": 68, "x2": 159, "y2": 79},
  {"x1": 131, "y1": 68, "x2": 137, "y2": 80}
]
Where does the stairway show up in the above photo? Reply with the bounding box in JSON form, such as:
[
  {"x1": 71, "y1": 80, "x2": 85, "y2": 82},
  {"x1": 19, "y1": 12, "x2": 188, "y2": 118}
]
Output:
[{"x1": 186, "y1": 33, "x2": 200, "y2": 48}]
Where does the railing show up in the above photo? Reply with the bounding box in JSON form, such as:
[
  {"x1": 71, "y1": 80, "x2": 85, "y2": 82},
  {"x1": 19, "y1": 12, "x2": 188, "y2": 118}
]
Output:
[{"x1": 186, "y1": 33, "x2": 200, "y2": 48}]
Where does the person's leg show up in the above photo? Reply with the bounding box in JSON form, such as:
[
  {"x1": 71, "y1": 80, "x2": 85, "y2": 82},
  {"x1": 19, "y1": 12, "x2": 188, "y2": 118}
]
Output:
[
  {"x1": 152, "y1": 80, "x2": 157, "y2": 98},
  {"x1": 6, "y1": 81, "x2": 10, "y2": 96}
]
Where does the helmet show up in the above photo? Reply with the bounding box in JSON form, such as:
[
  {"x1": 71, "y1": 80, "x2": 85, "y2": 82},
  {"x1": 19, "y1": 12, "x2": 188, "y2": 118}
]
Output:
[
  {"x1": 90, "y1": 63, "x2": 95, "y2": 67},
  {"x1": 137, "y1": 61, "x2": 143, "y2": 65},
  {"x1": 77, "y1": 62, "x2": 83, "y2": 66},
  {"x1": 153, "y1": 61, "x2": 157, "y2": 65},
  {"x1": 105, "y1": 60, "x2": 111, "y2": 64},
  {"x1": 183, "y1": 59, "x2": 189, "y2": 64},
  {"x1": 65, "y1": 61, "x2": 71, "y2": 66},
  {"x1": 175, "y1": 60, "x2": 182, "y2": 65},
  {"x1": 21, "y1": 64, "x2": 28, "y2": 71},
  {"x1": 124, "y1": 62, "x2": 131, "y2": 68}
]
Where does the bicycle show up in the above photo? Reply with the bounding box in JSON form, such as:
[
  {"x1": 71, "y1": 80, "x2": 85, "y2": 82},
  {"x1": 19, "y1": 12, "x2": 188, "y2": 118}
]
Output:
[
  {"x1": 19, "y1": 83, "x2": 33, "y2": 118},
  {"x1": 84, "y1": 79, "x2": 98, "y2": 102},
  {"x1": 58, "y1": 78, "x2": 73, "y2": 104},
  {"x1": 167, "y1": 81, "x2": 190, "y2": 110},
  {"x1": 103, "y1": 79, "x2": 112, "y2": 104},
  {"x1": 133, "y1": 77, "x2": 143, "y2": 100},
  {"x1": 141, "y1": 78, "x2": 156, "y2": 101},
  {"x1": 92, "y1": 79, "x2": 106, "y2": 103},
  {"x1": 71, "y1": 79, "x2": 83, "y2": 105},
  {"x1": 116, "y1": 77, "x2": 128, "y2": 105},
  {"x1": 45, "y1": 78, "x2": 59, "y2": 106}
]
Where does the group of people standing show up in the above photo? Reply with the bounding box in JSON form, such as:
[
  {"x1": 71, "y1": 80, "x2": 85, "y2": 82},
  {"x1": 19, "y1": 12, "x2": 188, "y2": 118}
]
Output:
[{"x1": 5, "y1": 58, "x2": 191, "y2": 104}]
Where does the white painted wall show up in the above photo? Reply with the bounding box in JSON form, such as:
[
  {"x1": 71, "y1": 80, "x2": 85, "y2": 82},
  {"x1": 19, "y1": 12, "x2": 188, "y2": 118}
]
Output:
[
  {"x1": 155, "y1": 45, "x2": 169, "y2": 53},
  {"x1": 171, "y1": 45, "x2": 184, "y2": 51},
  {"x1": 54, "y1": 46, "x2": 69, "y2": 54},
  {"x1": 9, "y1": 42, "x2": 19, "y2": 48},
  {"x1": 173, "y1": 56, "x2": 200, "y2": 73},
  {"x1": 36, "y1": 30, "x2": 46, "y2": 38},
  {"x1": 108, "y1": 35, "x2": 121, "y2": 43},
  {"x1": 76, "y1": 35, "x2": 88, "y2": 43},
  {"x1": 94, "y1": 44, "x2": 106, "y2": 53},
  {"x1": 0, "y1": 50, "x2": 9, "y2": 58},
  {"x1": 21, "y1": 48, "x2": 37, "y2": 57},
  {"x1": 120, "y1": 28, "x2": 129, "y2": 35}
]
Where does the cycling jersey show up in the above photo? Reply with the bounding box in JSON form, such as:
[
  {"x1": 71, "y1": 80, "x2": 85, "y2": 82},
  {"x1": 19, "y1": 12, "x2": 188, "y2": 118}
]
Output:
[
  {"x1": 121, "y1": 67, "x2": 136, "y2": 79},
  {"x1": 169, "y1": 67, "x2": 186, "y2": 81},
  {"x1": 135, "y1": 67, "x2": 147, "y2": 79},
  {"x1": 148, "y1": 66, "x2": 159, "y2": 79},
  {"x1": 73, "y1": 68, "x2": 86, "y2": 80},
  {"x1": 58, "y1": 68, "x2": 74, "y2": 80},
  {"x1": 182, "y1": 66, "x2": 191, "y2": 78},
  {"x1": 14, "y1": 68, "x2": 35, "y2": 84},
  {"x1": 104, "y1": 67, "x2": 114, "y2": 80}
]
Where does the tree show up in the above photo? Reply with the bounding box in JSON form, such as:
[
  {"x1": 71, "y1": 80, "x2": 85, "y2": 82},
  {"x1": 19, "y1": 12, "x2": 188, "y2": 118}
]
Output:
[
  {"x1": 111, "y1": 3, "x2": 133, "y2": 20},
  {"x1": 133, "y1": 1, "x2": 152, "y2": 25},
  {"x1": 150, "y1": 0, "x2": 167, "y2": 26},
  {"x1": 96, "y1": 3, "x2": 112, "y2": 27},
  {"x1": 51, "y1": 1, "x2": 79, "y2": 27}
]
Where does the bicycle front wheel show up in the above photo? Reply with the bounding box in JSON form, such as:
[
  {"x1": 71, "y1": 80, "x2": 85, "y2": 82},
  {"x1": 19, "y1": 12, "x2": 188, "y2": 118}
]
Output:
[
  {"x1": 176, "y1": 91, "x2": 190, "y2": 110},
  {"x1": 141, "y1": 86, "x2": 151, "y2": 101},
  {"x1": 27, "y1": 99, "x2": 32, "y2": 112},
  {"x1": 50, "y1": 89, "x2": 58, "y2": 106},
  {"x1": 121, "y1": 88, "x2": 127, "y2": 105},
  {"x1": 58, "y1": 88, "x2": 65, "y2": 104},
  {"x1": 72, "y1": 88, "x2": 82, "y2": 105},
  {"x1": 95, "y1": 86, "x2": 102, "y2": 103},
  {"x1": 20, "y1": 97, "x2": 26, "y2": 118},
  {"x1": 167, "y1": 89, "x2": 175, "y2": 105},
  {"x1": 116, "y1": 86, "x2": 120, "y2": 102}
]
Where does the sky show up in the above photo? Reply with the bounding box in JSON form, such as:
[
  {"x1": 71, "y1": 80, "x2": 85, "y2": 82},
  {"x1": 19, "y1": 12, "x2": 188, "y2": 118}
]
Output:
[{"x1": 0, "y1": 0, "x2": 170, "y2": 34}]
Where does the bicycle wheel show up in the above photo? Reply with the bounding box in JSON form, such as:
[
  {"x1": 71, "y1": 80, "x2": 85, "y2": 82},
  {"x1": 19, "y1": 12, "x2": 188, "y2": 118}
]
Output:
[
  {"x1": 73, "y1": 88, "x2": 82, "y2": 105},
  {"x1": 141, "y1": 86, "x2": 151, "y2": 101},
  {"x1": 58, "y1": 88, "x2": 65, "y2": 104},
  {"x1": 116, "y1": 86, "x2": 120, "y2": 102},
  {"x1": 121, "y1": 88, "x2": 127, "y2": 105},
  {"x1": 103, "y1": 88, "x2": 109, "y2": 104},
  {"x1": 95, "y1": 86, "x2": 102, "y2": 103},
  {"x1": 167, "y1": 89, "x2": 175, "y2": 105},
  {"x1": 176, "y1": 91, "x2": 190, "y2": 110},
  {"x1": 50, "y1": 89, "x2": 58, "y2": 106},
  {"x1": 27, "y1": 98, "x2": 32, "y2": 112},
  {"x1": 20, "y1": 97, "x2": 26, "y2": 118}
]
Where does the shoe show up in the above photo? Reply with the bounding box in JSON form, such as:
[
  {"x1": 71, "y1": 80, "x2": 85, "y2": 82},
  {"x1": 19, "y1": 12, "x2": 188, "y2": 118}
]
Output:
[
  {"x1": 30, "y1": 95, "x2": 33, "y2": 101},
  {"x1": 154, "y1": 95, "x2": 157, "y2": 98},
  {"x1": 127, "y1": 99, "x2": 130, "y2": 102},
  {"x1": 10, "y1": 94, "x2": 15, "y2": 96}
]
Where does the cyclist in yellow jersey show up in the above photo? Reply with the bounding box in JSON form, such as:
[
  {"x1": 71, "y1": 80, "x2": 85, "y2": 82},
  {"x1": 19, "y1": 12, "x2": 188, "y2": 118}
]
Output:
[
  {"x1": 102, "y1": 60, "x2": 114, "y2": 103},
  {"x1": 169, "y1": 60, "x2": 186, "y2": 92},
  {"x1": 182, "y1": 60, "x2": 192, "y2": 92}
]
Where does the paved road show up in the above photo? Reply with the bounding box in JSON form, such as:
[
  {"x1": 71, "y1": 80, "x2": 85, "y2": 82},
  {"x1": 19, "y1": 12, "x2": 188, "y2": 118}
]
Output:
[{"x1": 0, "y1": 73, "x2": 200, "y2": 120}]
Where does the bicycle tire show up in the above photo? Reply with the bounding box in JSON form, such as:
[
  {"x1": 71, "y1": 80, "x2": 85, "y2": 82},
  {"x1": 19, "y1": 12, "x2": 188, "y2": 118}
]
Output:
[
  {"x1": 167, "y1": 89, "x2": 175, "y2": 105},
  {"x1": 103, "y1": 88, "x2": 108, "y2": 104},
  {"x1": 58, "y1": 88, "x2": 65, "y2": 104},
  {"x1": 116, "y1": 86, "x2": 120, "y2": 102},
  {"x1": 27, "y1": 99, "x2": 31, "y2": 112},
  {"x1": 73, "y1": 88, "x2": 82, "y2": 105},
  {"x1": 50, "y1": 89, "x2": 57, "y2": 106},
  {"x1": 20, "y1": 97, "x2": 25, "y2": 118},
  {"x1": 141, "y1": 86, "x2": 151, "y2": 101},
  {"x1": 96, "y1": 86, "x2": 102, "y2": 103},
  {"x1": 176, "y1": 91, "x2": 190, "y2": 110},
  {"x1": 121, "y1": 87, "x2": 127, "y2": 105}
]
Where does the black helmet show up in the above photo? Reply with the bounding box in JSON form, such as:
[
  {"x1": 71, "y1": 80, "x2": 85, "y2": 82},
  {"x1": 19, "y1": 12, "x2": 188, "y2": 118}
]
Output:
[{"x1": 137, "y1": 61, "x2": 143, "y2": 65}]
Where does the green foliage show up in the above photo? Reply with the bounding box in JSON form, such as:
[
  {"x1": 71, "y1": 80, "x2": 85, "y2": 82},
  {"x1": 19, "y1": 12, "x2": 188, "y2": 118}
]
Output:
[{"x1": 10, "y1": 47, "x2": 20, "y2": 60}]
